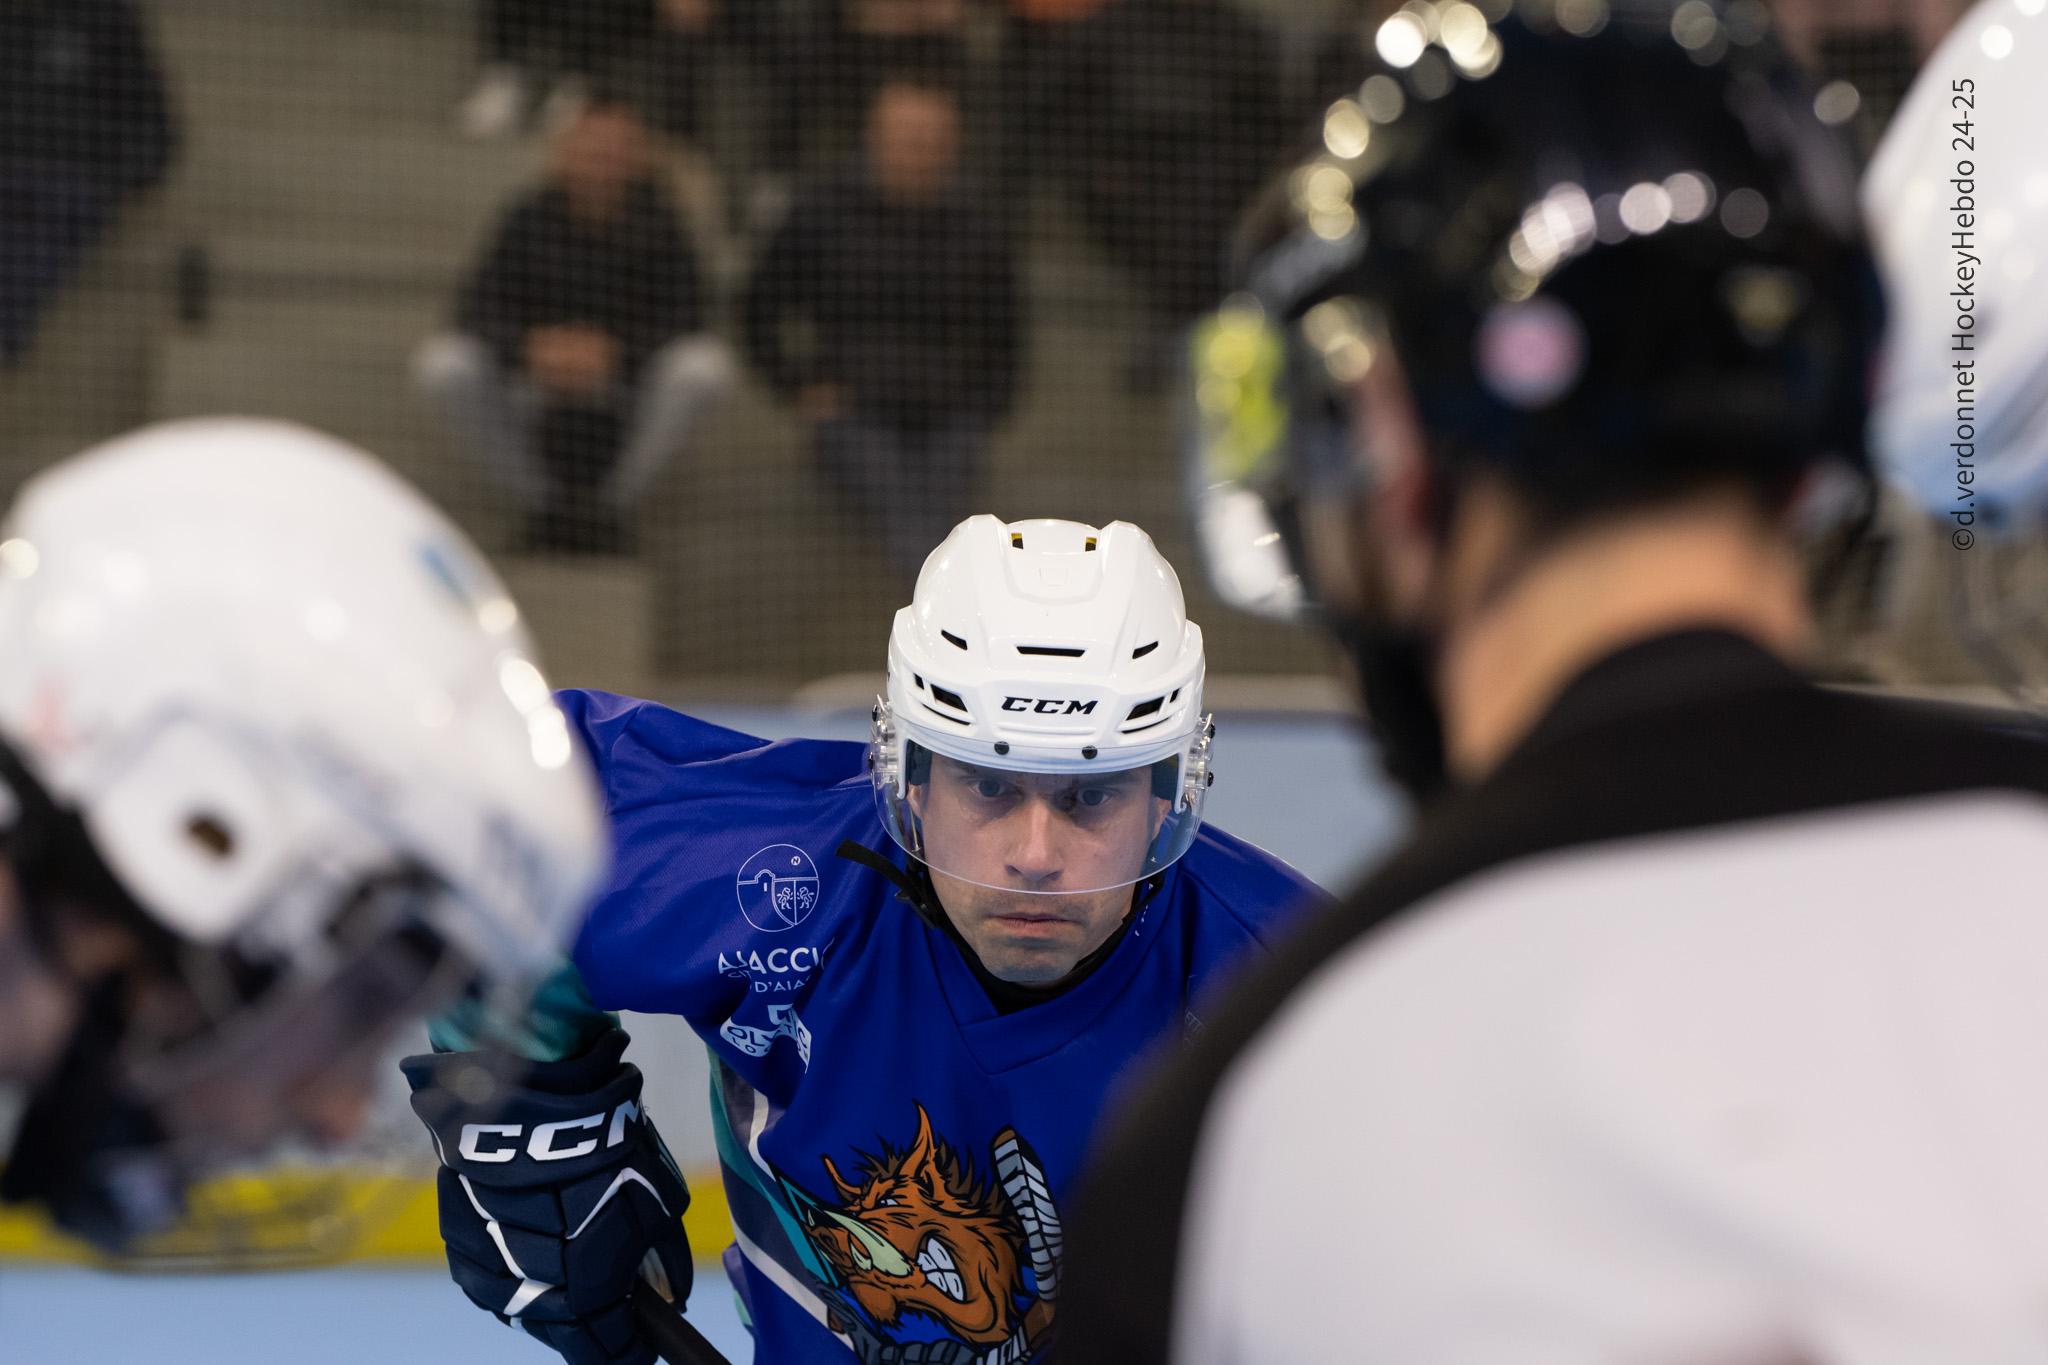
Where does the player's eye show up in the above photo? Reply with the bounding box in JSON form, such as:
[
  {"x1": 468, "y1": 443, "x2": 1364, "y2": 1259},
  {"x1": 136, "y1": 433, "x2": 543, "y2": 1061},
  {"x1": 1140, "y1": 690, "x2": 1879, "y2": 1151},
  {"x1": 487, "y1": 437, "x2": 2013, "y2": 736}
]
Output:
[
  {"x1": 971, "y1": 777, "x2": 1010, "y2": 800},
  {"x1": 1054, "y1": 784, "x2": 1116, "y2": 813}
]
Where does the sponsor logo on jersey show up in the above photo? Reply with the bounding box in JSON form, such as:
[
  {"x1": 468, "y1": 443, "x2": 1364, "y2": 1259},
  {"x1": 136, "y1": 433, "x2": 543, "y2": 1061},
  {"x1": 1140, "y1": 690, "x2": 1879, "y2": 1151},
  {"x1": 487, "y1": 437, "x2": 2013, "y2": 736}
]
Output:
[
  {"x1": 736, "y1": 843, "x2": 821, "y2": 932},
  {"x1": 718, "y1": 944, "x2": 827, "y2": 977},
  {"x1": 718, "y1": 941, "x2": 830, "y2": 991},
  {"x1": 718, "y1": 1002, "x2": 814, "y2": 1067}
]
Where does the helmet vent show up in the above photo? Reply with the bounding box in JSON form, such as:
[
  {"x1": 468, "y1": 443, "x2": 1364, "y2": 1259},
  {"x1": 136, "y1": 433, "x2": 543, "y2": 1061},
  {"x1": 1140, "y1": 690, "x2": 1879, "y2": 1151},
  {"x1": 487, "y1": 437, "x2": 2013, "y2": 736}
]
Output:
[
  {"x1": 186, "y1": 812, "x2": 235, "y2": 860},
  {"x1": 1011, "y1": 532, "x2": 1024, "y2": 548},
  {"x1": 1016, "y1": 645, "x2": 1085, "y2": 657},
  {"x1": 913, "y1": 674, "x2": 926, "y2": 691},
  {"x1": 1084, "y1": 536, "x2": 1097, "y2": 551},
  {"x1": 941, "y1": 629, "x2": 967, "y2": 650},
  {"x1": 1132, "y1": 640, "x2": 1159, "y2": 659},
  {"x1": 1126, "y1": 697, "x2": 1164, "y2": 722},
  {"x1": 930, "y1": 684, "x2": 969, "y2": 713}
]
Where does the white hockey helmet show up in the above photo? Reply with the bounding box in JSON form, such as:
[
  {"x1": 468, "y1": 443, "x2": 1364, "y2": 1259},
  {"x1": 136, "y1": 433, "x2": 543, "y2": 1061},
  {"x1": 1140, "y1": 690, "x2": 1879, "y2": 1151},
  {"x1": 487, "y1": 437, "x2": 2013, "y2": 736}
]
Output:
[
  {"x1": 870, "y1": 515, "x2": 1213, "y2": 896},
  {"x1": 0, "y1": 418, "x2": 607, "y2": 1244},
  {"x1": 0, "y1": 417, "x2": 604, "y2": 976}
]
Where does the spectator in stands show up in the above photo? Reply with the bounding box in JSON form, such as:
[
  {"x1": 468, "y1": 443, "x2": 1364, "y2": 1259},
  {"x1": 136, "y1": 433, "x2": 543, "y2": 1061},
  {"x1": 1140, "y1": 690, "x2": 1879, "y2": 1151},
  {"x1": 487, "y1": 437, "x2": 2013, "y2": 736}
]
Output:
[
  {"x1": 456, "y1": 0, "x2": 652, "y2": 140},
  {"x1": 0, "y1": 0, "x2": 176, "y2": 368},
  {"x1": 640, "y1": 0, "x2": 721, "y2": 146},
  {"x1": 752, "y1": 0, "x2": 971, "y2": 226},
  {"x1": 743, "y1": 75, "x2": 1020, "y2": 582},
  {"x1": 991, "y1": 0, "x2": 1115, "y2": 198},
  {"x1": 415, "y1": 98, "x2": 734, "y2": 554}
]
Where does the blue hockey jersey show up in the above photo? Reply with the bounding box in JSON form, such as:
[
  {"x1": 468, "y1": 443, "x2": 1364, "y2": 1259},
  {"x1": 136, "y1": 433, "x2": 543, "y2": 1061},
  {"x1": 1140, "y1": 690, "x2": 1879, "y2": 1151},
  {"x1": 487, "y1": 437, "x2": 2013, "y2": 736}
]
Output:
[{"x1": 551, "y1": 690, "x2": 1319, "y2": 1364}]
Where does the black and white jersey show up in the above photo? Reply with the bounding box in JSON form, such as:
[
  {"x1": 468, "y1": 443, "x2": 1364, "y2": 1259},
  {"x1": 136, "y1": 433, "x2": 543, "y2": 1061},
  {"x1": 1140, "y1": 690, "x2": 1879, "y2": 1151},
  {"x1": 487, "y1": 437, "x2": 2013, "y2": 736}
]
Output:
[{"x1": 1064, "y1": 629, "x2": 2048, "y2": 1365}]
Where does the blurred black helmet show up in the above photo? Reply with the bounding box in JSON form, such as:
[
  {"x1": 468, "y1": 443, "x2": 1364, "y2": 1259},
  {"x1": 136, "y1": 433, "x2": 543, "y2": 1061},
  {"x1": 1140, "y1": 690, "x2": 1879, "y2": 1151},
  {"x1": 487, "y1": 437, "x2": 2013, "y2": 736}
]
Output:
[{"x1": 1187, "y1": 0, "x2": 1883, "y2": 622}]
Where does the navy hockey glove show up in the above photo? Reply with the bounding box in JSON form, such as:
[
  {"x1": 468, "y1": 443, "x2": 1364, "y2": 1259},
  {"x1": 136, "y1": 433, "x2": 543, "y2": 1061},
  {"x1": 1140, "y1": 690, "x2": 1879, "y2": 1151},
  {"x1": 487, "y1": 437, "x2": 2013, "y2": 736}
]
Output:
[{"x1": 403, "y1": 1026, "x2": 694, "y2": 1365}]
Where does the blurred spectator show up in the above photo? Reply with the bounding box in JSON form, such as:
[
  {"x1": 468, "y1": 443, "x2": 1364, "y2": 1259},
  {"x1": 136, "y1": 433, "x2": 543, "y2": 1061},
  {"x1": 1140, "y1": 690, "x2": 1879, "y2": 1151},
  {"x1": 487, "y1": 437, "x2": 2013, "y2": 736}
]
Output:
[
  {"x1": 0, "y1": 0, "x2": 176, "y2": 368},
  {"x1": 743, "y1": 77, "x2": 1021, "y2": 581},
  {"x1": 753, "y1": 0, "x2": 970, "y2": 225},
  {"x1": 991, "y1": 0, "x2": 1116, "y2": 196},
  {"x1": 415, "y1": 100, "x2": 734, "y2": 554},
  {"x1": 456, "y1": 0, "x2": 653, "y2": 139},
  {"x1": 1054, "y1": 0, "x2": 1292, "y2": 391}
]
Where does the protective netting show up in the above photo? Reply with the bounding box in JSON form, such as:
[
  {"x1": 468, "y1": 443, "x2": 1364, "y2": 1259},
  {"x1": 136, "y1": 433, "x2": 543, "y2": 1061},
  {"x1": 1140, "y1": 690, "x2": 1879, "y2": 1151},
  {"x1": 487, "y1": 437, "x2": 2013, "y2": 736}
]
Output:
[
  {"x1": 0, "y1": 0, "x2": 1998, "y2": 1273},
  {"x1": 0, "y1": 0, "x2": 1976, "y2": 706}
]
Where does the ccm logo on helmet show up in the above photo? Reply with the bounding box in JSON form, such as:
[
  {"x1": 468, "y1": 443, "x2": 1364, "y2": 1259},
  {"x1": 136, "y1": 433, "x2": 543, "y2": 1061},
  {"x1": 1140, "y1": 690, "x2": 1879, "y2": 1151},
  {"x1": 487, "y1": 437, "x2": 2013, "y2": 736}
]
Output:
[
  {"x1": 1002, "y1": 697, "x2": 1097, "y2": 715},
  {"x1": 458, "y1": 1101, "x2": 642, "y2": 1164}
]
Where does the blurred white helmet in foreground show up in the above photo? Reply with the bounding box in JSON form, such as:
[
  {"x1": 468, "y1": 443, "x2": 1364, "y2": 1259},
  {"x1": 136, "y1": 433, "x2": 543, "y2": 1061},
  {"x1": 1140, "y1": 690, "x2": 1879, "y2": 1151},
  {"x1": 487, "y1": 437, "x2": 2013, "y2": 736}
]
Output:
[
  {"x1": 0, "y1": 417, "x2": 605, "y2": 1247},
  {"x1": 0, "y1": 416, "x2": 603, "y2": 968}
]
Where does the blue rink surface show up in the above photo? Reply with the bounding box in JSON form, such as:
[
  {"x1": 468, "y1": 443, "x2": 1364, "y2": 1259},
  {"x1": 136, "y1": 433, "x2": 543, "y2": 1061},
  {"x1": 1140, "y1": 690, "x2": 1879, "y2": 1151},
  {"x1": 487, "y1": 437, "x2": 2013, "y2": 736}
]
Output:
[
  {"x1": 0, "y1": 1261, "x2": 757, "y2": 1365},
  {"x1": 0, "y1": 707, "x2": 1402, "y2": 1364}
]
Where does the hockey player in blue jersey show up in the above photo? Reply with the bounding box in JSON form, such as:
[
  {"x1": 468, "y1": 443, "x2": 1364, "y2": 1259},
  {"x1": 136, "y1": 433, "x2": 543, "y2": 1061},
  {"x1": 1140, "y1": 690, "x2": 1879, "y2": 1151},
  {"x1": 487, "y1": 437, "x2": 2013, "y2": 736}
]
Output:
[{"x1": 403, "y1": 514, "x2": 1321, "y2": 1365}]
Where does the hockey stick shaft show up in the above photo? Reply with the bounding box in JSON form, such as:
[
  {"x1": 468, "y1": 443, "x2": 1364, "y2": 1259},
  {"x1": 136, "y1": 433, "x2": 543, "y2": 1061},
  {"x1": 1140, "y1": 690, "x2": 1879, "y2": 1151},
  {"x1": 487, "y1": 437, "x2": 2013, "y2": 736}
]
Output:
[{"x1": 631, "y1": 1285, "x2": 734, "y2": 1365}]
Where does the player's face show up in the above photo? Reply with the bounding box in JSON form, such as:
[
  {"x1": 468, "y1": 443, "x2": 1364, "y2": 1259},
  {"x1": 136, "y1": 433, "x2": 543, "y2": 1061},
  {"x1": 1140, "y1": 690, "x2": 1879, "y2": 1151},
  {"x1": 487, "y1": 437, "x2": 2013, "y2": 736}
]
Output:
[
  {"x1": 141, "y1": 980, "x2": 393, "y2": 1153},
  {"x1": 0, "y1": 873, "x2": 112, "y2": 1085},
  {"x1": 554, "y1": 107, "x2": 649, "y2": 209},
  {"x1": 916, "y1": 755, "x2": 1165, "y2": 984},
  {"x1": 146, "y1": 1052, "x2": 382, "y2": 1183},
  {"x1": 867, "y1": 84, "x2": 960, "y2": 202},
  {"x1": 0, "y1": 878, "x2": 454, "y2": 1249},
  {"x1": 132, "y1": 923, "x2": 456, "y2": 1160}
]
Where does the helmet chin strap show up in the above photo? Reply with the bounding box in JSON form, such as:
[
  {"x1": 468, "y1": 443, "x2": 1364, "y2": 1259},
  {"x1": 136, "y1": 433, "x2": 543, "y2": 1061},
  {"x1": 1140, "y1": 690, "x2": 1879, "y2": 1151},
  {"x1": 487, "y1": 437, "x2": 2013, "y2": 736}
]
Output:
[
  {"x1": 833, "y1": 839, "x2": 1160, "y2": 1013},
  {"x1": 834, "y1": 838, "x2": 951, "y2": 932}
]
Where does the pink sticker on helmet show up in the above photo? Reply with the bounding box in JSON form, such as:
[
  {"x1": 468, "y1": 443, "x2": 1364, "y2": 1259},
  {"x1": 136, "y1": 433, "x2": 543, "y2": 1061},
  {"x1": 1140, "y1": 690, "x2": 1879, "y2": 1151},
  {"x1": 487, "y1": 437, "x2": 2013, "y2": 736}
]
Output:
[{"x1": 1475, "y1": 297, "x2": 1586, "y2": 410}]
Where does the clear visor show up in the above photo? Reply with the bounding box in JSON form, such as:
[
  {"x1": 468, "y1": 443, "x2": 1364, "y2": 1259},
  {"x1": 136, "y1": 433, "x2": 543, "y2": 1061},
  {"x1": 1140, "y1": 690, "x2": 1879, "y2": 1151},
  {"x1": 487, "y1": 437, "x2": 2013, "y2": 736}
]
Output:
[
  {"x1": 1185, "y1": 282, "x2": 1400, "y2": 624},
  {"x1": 85, "y1": 872, "x2": 485, "y2": 1261},
  {"x1": 1186, "y1": 305, "x2": 1307, "y2": 622},
  {"x1": 128, "y1": 871, "x2": 476, "y2": 1099},
  {"x1": 871, "y1": 728, "x2": 1212, "y2": 897}
]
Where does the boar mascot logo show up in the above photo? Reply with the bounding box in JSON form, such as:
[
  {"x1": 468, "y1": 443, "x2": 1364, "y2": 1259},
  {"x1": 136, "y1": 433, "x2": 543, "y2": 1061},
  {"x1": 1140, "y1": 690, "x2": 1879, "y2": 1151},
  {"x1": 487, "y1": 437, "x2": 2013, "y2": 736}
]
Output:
[{"x1": 782, "y1": 1105, "x2": 1060, "y2": 1363}]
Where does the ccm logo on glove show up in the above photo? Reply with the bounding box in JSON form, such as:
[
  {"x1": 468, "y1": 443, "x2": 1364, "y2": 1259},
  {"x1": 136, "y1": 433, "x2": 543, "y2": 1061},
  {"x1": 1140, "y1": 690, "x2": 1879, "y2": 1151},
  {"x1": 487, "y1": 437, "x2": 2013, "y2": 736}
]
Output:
[{"x1": 458, "y1": 1100, "x2": 643, "y2": 1164}]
